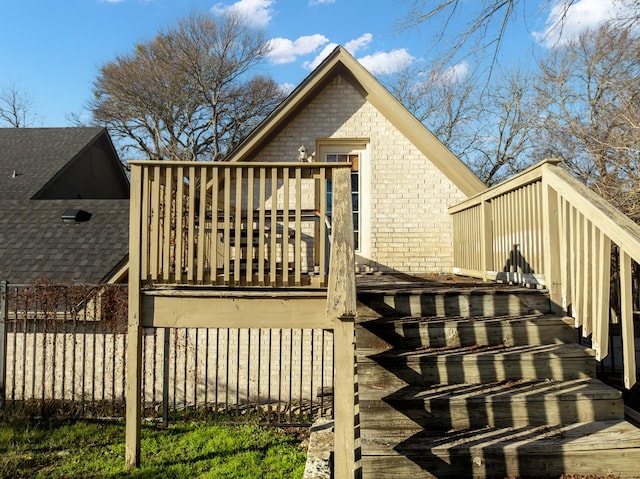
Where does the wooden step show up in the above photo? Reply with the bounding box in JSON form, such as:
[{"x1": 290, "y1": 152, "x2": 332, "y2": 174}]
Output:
[
  {"x1": 360, "y1": 420, "x2": 640, "y2": 479},
  {"x1": 359, "y1": 378, "x2": 624, "y2": 431},
  {"x1": 357, "y1": 343, "x2": 596, "y2": 387},
  {"x1": 357, "y1": 285, "x2": 551, "y2": 319},
  {"x1": 357, "y1": 313, "x2": 576, "y2": 352}
]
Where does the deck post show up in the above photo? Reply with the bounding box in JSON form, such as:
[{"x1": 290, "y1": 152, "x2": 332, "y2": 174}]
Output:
[
  {"x1": 326, "y1": 167, "x2": 358, "y2": 478},
  {"x1": 0, "y1": 281, "x2": 7, "y2": 408},
  {"x1": 126, "y1": 164, "x2": 144, "y2": 468},
  {"x1": 542, "y1": 171, "x2": 563, "y2": 313}
]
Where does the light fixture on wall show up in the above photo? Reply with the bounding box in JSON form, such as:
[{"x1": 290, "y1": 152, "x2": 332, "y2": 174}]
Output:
[{"x1": 298, "y1": 144, "x2": 308, "y2": 162}]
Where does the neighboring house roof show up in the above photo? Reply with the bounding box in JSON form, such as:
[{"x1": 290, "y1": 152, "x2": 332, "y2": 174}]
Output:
[
  {"x1": 0, "y1": 127, "x2": 129, "y2": 200},
  {"x1": 0, "y1": 199, "x2": 130, "y2": 284},
  {"x1": 0, "y1": 127, "x2": 130, "y2": 284},
  {"x1": 226, "y1": 46, "x2": 486, "y2": 197}
]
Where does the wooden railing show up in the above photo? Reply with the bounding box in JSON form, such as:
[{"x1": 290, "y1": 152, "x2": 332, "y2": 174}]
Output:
[
  {"x1": 127, "y1": 160, "x2": 358, "y2": 476},
  {"x1": 129, "y1": 161, "x2": 351, "y2": 288},
  {"x1": 450, "y1": 159, "x2": 639, "y2": 389}
]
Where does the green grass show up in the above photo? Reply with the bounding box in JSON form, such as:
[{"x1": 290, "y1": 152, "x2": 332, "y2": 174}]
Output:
[{"x1": 0, "y1": 419, "x2": 308, "y2": 478}]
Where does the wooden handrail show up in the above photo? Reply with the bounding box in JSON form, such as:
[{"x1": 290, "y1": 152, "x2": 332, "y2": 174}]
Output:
[{"x1": 450, "y1": 159, "x2": 639, "y2": 389}]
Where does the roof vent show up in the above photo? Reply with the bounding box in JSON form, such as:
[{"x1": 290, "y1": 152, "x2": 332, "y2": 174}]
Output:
[{"x1": 61, "y1": 208, "x2": 92, "y2": 223}]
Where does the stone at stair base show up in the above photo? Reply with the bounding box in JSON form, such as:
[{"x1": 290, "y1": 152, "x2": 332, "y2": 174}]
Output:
[{"x1": 303, "y1": 418, "x2": 333, "y2": 479}]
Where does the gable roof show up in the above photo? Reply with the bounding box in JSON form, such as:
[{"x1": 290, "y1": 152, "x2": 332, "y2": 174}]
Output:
[
  {"x1": 226, "y1": 46, "x2": 486, "y2": 197},
  {"x1": 0, "y1": 127, "x2": 130, "y2": 284},
  {"x1": 0, "y1": 127, "x2": 129, "y2": 200}
]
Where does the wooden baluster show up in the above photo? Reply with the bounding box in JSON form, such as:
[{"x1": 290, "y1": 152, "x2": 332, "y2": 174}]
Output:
[
  {"x1": 620, "y1": 250, "x2": 637, "y2": 388},
  {"x1": 187, "y1": 166, "x2": 196, "y2": 284},
  {"x1": 175, "y1": 166, "x2": 184, "y2": 284},
  {"x1": 234, "y1": 168, "x2": 243, "y2": 285},
  {"x1": 223, "y1": 168, "x2": 232, "y2": 284},
  {"x1": 258, "y1": 168, "x2": 266, "y2": 285},
  {"x1": 210, "y1": 167, "x2": 219, "y2": 285},
  {"x1": 282, "y1": 168, "x2": 290, "y2": 286},
  {"x1": 149, "y1": 166, "x2": 162, "y2": 282},
  {"x1": 162, "y1": 168, "x2": 173, "y2": 283},
  {"x1": 197, "y1": 166, "x2": 207, "y2": 284},
  {"x1": 295, "y1": 168, "x2": 302, "y2": 286},
  {"x1": 246, "y1": 168, "x2": 255, "y2": 285}
]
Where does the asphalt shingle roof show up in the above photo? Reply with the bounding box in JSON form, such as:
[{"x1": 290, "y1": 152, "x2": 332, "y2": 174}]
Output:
[
  {"x1": 0, "y1": 127, "x2": 106, "y2": 200},
  {"x1": 0, "y1": 199, "x2": 130, "y2": 284},
  {"x1": 0, "y1": 127, "x2": 130, "y2": 284}
]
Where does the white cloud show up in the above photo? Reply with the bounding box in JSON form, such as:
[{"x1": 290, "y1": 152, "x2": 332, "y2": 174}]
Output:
[
  {"x1": 357, "y1": 48, "x2": 415, "y2": 75},
  {"x1": 303, "y1": 43, "x2": 339, "y2": 70},
  {"x1": 534, "y1": 0, "x2": 627, "y2": 47},
  {"x1": 345, "y1": 33, "x2": 373, "y2": 56},
  {"x1": 267, "y1": 34, "x2": 330, "y2": 64},
  {"x1": 278, "y1": 82, "x2": 295, "y2": 95},
  {"x1": 212, "y1": 0, "x2": 275, "y2": 28},
  {"x1": 309, "y1": 0, "x2": 335, "y2": 5},
  {"x1": 435, "y1": 61, "x2": 469, "y2": 85}
]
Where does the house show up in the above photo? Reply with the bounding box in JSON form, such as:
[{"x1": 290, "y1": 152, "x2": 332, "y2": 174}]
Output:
[
  {"x1": 123, "y1": 47, "x2": 640, "y2": 477},
  {"x1": 225, "y1": 46, "x2": 486, "y2": 274},
  {"x1": 0, "y1": 127, "x2": 130, "y2": 284}
]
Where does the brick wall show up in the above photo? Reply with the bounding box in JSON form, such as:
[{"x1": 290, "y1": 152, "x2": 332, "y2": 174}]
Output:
[{"x1": 252, "y1": 75, "x2": 469, "y2": 274}]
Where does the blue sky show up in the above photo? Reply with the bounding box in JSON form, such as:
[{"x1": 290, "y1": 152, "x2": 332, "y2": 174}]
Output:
[{"x1": 0, "y1": 0, "x2": 624, "y2": 126}]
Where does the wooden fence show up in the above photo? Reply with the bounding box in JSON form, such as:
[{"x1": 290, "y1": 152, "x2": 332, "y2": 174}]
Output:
[{"x1": 450, "y1": 159, "x2": 639, "y2": 389}]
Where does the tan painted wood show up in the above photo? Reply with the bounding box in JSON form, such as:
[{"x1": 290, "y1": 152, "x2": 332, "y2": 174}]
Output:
[
  {"x1": 125, "y1": 165, "x2": 143, "y2": 469},
  {"x1": 233, "y1": 169, "x2": 243, "y2": 284},
  {"x1": 295, "y1": 169, "x2": 302, "y2": 286},
  {"x1": 197, "y1": 166, "x2": 207, "y2": 284},
  {"x1": 246, "y1": 168, "x2": 255, "y2": 284},
  {"x1": 326, "y1": 167, "x2": 358, "y2": 479},
  {"x1": 542, "y1": 181, "x2": 562, "y2": 312},
  {"x1": 258, "y1": 167, "x2": 266, "y2": 285},
  {"x1": 187, "y1": 166, "x2": 196, "y2": 283},
  {"x1": 149, "y1": 165, "x2": 161, "y2": 282},
  {"x1": 209, "y1": 167, "x2": 219, "y2": 285},
  {"x1": 162, "y1": 168, "x2": 172, "y2": 282},
  {"x1": 594, "y1": 230, "x2": 611, "y2": 360},
  {"x1": 270, "y1": 167, "x2": 278, "y2": 286},
  {"x1": 141, "y1": 293, "x2": 331, "y2": 329},
  {"x1": 223, "y1": 168, "x2": 231, "y2": 284},
  {"x1": 175, "y1": 166, "x2": 184, "y2": 284},
  {"x1": 282, "y1": 168, "x2": 290, "y2": 287},
  {"x1": 619, "y1": 250, "x2": 637, "y2": 388}
]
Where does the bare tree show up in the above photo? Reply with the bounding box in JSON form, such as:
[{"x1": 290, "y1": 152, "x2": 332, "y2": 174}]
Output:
[
  {"x1": 389, "y1": 63, "x2": 482, "y2": 156},
  {"x1": 468, "y1": 69, "x2": 540, "y2": 184},
  {"x1": 0, "y1": 86, "x2": 38, "y2": 127},
  {"x1": 90, "y1": 12, "x2": 286, "y2": 162},
  {"x1": 400, "y1": 1, "x2": 639, "y2": 77},
  {"x1": 536, "y1": 25, "x2": 640, "y2": 219},
  {"x1": 389, "y1": 63, "x2": 539, "y2": 184}
]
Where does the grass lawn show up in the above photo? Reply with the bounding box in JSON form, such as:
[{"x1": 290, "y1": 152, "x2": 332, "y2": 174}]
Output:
[{"x1": 0, "y1": 419, "x2": 308, "y2": 478}]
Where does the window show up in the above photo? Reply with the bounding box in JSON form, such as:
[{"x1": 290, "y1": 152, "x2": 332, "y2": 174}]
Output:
[{"x1": 325, "y1": 152, "x2": 361, "y2": 251}]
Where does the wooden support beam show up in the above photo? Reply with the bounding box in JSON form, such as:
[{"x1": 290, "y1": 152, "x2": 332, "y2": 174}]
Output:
[
  {"x1": 126, "y1": 164, "x2": 144, "y2": 469},
  {"x1": 326, "y1": 167, "x2": 358, "y2": 479},
  {"x1": 0, "y1": 281, "x2": 7, "y2": 409}
]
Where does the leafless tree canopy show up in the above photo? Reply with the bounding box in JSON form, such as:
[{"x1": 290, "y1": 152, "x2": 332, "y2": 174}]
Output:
[
  {"x1": 0, "y1": 86, "x2": 38, "y2": 127},
  {"x1": 536, "y1": 25, "x2": 640, "y2": 220},
  {"x1": 90, "y1": 12, "x2": 286, "y2": 162}
]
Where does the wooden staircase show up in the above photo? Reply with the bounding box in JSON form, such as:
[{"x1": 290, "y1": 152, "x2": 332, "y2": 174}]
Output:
[{"x1": 356, "y1": 279, "x2": 640, "y2": 478}]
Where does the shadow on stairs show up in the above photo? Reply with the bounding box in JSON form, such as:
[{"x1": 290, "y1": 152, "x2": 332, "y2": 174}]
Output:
[{"x1": 356, "y1": 277, "x2": 640, "y2": 479}]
